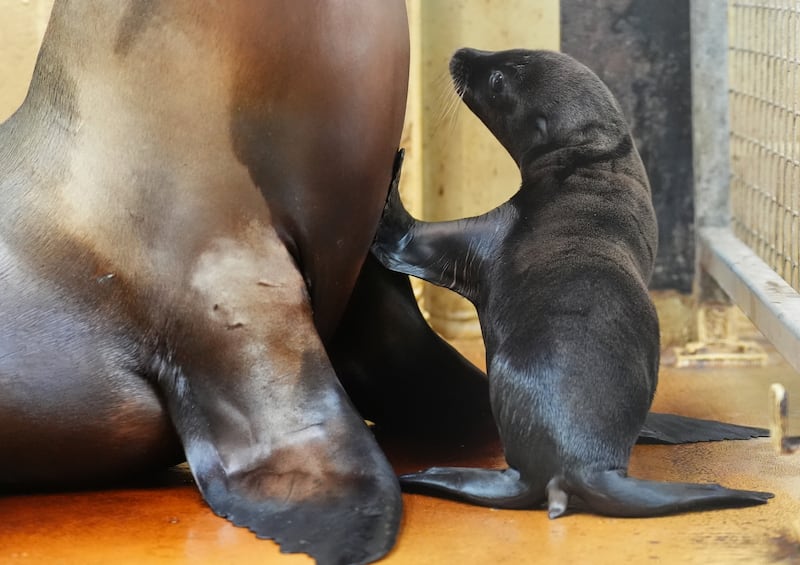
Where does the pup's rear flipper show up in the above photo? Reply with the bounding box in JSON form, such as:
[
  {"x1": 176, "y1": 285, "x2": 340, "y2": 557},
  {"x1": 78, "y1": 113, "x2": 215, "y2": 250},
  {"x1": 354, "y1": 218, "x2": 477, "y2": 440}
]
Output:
[
  {"x1": 571, "y1": 469, "x2": 773, "y2": 518},
  {"x1": 639, "y1": 412, "x2": 768, "y2": 444},
  {"x1": 400, "y1": 467, "x2": 540, "y2": 509}
]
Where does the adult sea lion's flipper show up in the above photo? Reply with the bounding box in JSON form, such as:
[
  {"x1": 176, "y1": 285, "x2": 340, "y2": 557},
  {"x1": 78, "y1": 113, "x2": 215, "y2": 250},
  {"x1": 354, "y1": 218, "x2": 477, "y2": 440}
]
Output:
[
  {"x1": 157, "y1": 235, "x2": 401, "y2": 565},
  {"x1": 331, "y1": 254, "x2": 495, "y2": 440},
  {"x1": 638, "y1": 412, "x2": 768, "y2": 444},
  {"x1": 330, "y1": 150, "x2": 495, "y2": 440},
  {"x1": 167, "y1": 364, "x2": 400, "y2": 565}
]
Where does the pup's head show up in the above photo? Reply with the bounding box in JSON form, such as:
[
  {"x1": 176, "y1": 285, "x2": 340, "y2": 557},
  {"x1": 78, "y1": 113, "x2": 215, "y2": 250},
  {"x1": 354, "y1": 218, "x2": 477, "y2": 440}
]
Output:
[{"x1": 449, "y1": 48, "x2": 629, "y2": 166}]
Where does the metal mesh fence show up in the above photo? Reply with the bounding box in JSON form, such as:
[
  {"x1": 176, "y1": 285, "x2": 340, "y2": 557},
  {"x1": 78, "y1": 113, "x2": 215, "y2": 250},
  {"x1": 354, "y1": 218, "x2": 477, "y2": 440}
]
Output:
[{"x1": 728, "y1": 0, "x2": 800, "y2": 292}]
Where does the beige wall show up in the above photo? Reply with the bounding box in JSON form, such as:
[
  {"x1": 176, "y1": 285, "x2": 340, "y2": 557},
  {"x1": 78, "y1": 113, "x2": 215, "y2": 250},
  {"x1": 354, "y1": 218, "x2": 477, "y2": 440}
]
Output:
[
  {"x1": 404, "y1": 0, "x2": 560, "y2": 337},
  {"x1": 0, "y1": 0, "x2": 54, "y2": 121}
]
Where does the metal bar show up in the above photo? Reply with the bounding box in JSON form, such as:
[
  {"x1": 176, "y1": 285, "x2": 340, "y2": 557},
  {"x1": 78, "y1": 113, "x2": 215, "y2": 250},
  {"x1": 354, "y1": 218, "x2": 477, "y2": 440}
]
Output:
[
  {"x1": 691, "y1": 0, "x2": 733, "y2": 303},
  {"x1": 770, "y1": 383, "x2": 800, "y2": 454},
  {"x1": 699, "y1": 226, "x2": 800, "y2": 373}
]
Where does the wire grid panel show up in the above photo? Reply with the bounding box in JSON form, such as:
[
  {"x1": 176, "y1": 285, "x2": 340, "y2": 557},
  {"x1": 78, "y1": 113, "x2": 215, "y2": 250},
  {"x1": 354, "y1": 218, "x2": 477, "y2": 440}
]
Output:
[{"x1": 728, "y1": 0, "x2": 800, "y2": 292}]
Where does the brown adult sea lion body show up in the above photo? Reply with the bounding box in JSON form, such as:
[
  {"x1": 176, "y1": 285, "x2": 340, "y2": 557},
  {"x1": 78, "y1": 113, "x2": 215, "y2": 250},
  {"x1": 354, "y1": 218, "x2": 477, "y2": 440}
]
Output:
[
  {"x1": 0, "y1": 3, "x2": 495, "y2": 564},
  {"x1": 372, "y1": 48, "x2": 772, "y2": 517}
]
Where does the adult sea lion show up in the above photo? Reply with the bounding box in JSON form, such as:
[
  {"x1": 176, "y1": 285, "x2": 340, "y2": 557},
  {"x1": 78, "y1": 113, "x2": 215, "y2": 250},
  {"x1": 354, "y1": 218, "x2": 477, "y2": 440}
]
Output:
[
  {"x1": 372, "y1": 48, "x2": 773, "y2": 517},
  {"x1": 0, "y1": 3, "x2": 496, "y2": 564}
]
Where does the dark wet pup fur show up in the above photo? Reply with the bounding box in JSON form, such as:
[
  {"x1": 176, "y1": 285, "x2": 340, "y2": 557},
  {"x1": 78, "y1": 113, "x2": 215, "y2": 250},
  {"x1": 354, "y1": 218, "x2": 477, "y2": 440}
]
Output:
[{"x1": 372, "y1": 48, "x2": 772, "y2": 518}]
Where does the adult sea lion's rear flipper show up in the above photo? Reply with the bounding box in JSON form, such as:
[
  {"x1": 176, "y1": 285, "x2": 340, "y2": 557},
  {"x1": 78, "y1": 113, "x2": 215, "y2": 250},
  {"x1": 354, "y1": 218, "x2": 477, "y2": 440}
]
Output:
[
  {"x1": 157, "y1": 236, "x2": 401, "y2": 565},
  {"x1": 331, "y1": 254, "x2": 495, "y2": 440},
  {"x1": 570, "y1": 469, "x2": 773, "y2": 518},
  {"x1": 638, "y1": 412, "x2": 768, "y2": 444},
  {"x1": 332, "y1": 149, "x2": 495, "y2": 440},
  {"x1": 399, "y1": 467, "x2": 540, "y2": 509}
]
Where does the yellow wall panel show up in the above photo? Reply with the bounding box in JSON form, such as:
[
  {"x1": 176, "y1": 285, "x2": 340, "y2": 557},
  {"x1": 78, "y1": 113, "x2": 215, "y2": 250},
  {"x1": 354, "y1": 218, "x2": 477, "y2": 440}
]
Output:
[
  {"x1": 0, "y1": 0, "x2": 54, "y2": 121},
  {"x1": 407, "y1": 0, "x2": 560, "y2": 337}
]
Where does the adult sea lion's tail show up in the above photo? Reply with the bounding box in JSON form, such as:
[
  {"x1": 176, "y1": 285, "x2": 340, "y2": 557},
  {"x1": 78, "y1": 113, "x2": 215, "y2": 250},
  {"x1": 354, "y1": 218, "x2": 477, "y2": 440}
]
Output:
[
  {"x1": 568, "y1": 469, "x2": 773, "y2": 518},
  {"x1": 639, "y1": 412, "x2": 768, "y2": 444}
]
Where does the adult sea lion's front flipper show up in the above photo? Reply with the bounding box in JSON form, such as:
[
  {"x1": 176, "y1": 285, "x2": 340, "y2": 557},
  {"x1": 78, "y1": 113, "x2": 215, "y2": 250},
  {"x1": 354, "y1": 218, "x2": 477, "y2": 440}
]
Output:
[
  {"x1": 157, "y1": 233, "x2": 400, "y2": 565},
  {"x1": 638, "y1": 412, "x2": 768, "y2": 444}
]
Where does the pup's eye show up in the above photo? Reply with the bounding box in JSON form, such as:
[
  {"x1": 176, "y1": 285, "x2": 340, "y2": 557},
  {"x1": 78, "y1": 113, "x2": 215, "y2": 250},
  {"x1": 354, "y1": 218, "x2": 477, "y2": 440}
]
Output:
[{"x1": 489, "y1": 70, "x2": 504, "y2": 93}]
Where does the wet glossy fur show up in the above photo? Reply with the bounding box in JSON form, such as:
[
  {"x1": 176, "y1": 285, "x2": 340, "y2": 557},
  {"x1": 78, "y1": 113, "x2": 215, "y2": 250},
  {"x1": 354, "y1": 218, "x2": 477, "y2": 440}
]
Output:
[{"x1": 372, "y1": 48, "x2": 772, "y2": 517}]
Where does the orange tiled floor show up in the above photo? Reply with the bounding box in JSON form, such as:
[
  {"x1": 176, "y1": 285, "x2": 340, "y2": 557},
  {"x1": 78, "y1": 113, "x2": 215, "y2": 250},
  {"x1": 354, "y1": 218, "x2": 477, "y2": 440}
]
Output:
[{"x1": 1, "y1": 339, "x2": 799, "y2": 564}]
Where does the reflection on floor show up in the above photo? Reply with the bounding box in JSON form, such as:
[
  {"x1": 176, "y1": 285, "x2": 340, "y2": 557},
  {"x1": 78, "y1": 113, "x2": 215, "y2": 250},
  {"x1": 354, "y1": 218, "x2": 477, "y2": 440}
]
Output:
[{"x1": 1, "y1": 337, "x2": 799, "y2": 564}]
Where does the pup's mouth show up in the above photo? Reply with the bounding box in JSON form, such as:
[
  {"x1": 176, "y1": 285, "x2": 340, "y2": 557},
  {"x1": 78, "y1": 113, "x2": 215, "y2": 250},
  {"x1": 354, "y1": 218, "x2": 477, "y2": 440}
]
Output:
[
  {"x1": 449, "y1": 50, "x2": 471, "y2": 96},
  {"x1": 449, "y1": 48, "x2": 494, "y2": 98}
]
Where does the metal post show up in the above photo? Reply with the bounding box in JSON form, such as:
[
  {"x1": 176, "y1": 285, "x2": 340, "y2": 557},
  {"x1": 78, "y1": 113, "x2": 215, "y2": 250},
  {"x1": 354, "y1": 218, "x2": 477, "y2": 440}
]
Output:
[{"x1": 690, "y1": 0, "x2": 732, "y2": 302}]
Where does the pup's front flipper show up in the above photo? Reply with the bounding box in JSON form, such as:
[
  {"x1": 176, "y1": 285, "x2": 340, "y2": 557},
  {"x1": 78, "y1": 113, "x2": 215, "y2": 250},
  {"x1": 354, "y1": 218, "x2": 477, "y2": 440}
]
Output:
[
  {"x1": 400, "y1": 467, "x2": 541, "y2": 509},
  {"x1": 372, "y1": 149, "x2": 510, "y2": 303},
  {"x1": 639, "y1": 412, "x2": 768, "y2": 444},
  {"x1": 157, "y1": 234, "x2": 401, "y2": 565}
]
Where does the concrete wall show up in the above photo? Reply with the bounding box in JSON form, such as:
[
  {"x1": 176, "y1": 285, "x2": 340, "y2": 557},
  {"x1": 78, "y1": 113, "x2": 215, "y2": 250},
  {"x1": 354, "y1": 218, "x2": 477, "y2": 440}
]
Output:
[
  {"x1": 0, "y1": 0, "x2": 54, "y2": 121},
  {"x1": 561, "y1": 0, "x2": 695, "y2": 293}
]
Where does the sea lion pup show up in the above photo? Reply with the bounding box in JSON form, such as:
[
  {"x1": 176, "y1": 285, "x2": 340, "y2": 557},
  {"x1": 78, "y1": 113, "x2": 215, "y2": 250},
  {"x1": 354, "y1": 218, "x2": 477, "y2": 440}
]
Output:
[{"x1": 371, "y1": 48, "x2": 773, "y2": 517}]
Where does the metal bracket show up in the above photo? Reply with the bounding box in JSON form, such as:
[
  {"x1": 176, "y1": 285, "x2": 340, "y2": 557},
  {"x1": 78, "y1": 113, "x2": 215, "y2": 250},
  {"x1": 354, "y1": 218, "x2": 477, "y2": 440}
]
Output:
[
  {"x1": 673, "y1": 303, "x2": 768, "y2": 368},
  {"x1": 770, "y1": 383, "x2": 800, "y2": 455}
]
